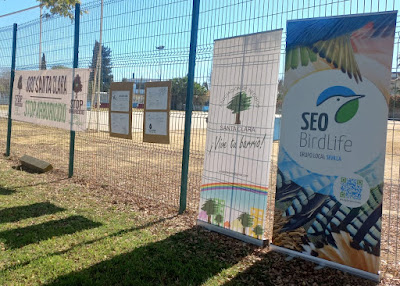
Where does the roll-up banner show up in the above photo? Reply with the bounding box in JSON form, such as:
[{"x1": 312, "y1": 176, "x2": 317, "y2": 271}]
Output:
[
  {"x1": 198, "y1": 30, "x2": 282, "y2": 245},
  {"x1": 272, "y1": 11, "x2": 397, "y2": 280},
  {"x1": 11, "y1": 69, "x2": 90, "y2": 131}
]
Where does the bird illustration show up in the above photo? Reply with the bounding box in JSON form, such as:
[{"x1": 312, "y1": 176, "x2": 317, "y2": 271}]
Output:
[
  {"x1": 285, "y1": 13, "x2": 397, "y2": 83},
  {"x1": 275, "y1": 148, "x2": 384, "y2": 256},
  {"x1": 316, "y1": 86, "x2": 364, "y2": 123}
]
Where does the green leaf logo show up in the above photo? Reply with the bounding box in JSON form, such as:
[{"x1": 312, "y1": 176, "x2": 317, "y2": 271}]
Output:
[{"x1": 335, "y1": 98, "x2": 359, "y2": 123}]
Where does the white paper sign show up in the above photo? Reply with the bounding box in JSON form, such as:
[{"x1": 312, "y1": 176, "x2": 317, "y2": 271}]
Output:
[
  {"x1": 111, "y1": 113, "x2": 130, "y2": 135},
  {"x1": 146, "y1": 87, "x2": 168, "y2": 110},
  {"x1": 145, "y1": 112, "x2": 167, "y2": 135},
  {"x1": 11, "y1": 69, "x2": 90, "y2": 131},
  {"x1": 111, "y1": 90, "x2": 130, "y2": 112}
]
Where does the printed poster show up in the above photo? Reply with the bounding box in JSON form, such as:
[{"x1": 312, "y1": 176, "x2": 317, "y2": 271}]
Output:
[
  {"x1": 11, "y1": 69, "x2": 90, "y2": 131},
  {"x1": 143, "y1": 81, "x2": 171, "y2": 144},
  {"x1": 109, "y1": 82, "x2": 133, "y2": 139},
  {"x1": 111, "y1": 90, "x2": 130, "y2": 112},
  {"x1": 145, "y1": 112, "x2": 168, "y2": 136},
  {"x1": 273, "y1": 12, "x2": 396, "y2": 276},
  {"x1": 198, "y1": 30, "x2": 282, "y2": 241}
]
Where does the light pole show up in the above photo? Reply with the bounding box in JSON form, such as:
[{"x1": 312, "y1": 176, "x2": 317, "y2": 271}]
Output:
[{"x1": 156, "y1": 45, "x2": 164, "y2": 81}]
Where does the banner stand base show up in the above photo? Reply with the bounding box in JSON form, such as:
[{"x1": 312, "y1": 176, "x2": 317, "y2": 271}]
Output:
[
  {"x1": 197, "y1": 219, "x2": 267, "y2": 247},
  {"x1": 270, "y1": 244, "x2": 380, "y2": 282}
]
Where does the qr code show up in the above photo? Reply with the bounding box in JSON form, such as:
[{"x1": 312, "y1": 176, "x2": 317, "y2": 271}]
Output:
[{"x1": 339, "y1": 177, "x2": 363, "y2": 200}]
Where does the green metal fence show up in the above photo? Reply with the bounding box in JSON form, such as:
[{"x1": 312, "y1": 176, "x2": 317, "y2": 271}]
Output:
[{"x1": 0, "y1": 0, "x2": 399, "y2": 274}]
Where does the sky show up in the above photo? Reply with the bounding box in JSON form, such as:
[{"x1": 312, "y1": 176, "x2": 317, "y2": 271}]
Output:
[
  {"x1": 0, "y1": 0, "x2": 89, "y2": 27},
  {"x1": 0, "y1": 0, "x2": 399, "y2": 84}
]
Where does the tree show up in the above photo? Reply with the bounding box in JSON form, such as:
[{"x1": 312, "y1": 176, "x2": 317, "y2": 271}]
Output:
[
  {"x1": 171, "y1": 76, "x2": 208, "y2": 110},
  {"x1": 37, "y1": 0, "x2": 86, "y2": 20},
  {"x1": 227, "y1": 91, "x2": 251, "y2": 124},
  {"x1": 40, "y1": 53, "x2": 47, "y2": 70},
  {"x1": 201, "y1": 199, "x2": 217, "y2": 224},
  {"x1": 89, "y1": 41, "x2": 113, "y2": 93},
  {"x1": 214, "y1": 214, "x2": 223, "y2": 227},
  {"x1": 253, "y1": 225, "x2": 264, "y2": 239},
  {"x1": 237, "y1": 212, "x2": 253, "y2": 235}
]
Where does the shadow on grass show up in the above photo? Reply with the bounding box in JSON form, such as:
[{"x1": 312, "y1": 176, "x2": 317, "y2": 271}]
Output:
[
  {"x1": 0, "y1": 215, "x2": 178, "y2": 274},
  {"x1": 0, "y1": 215, "x2": 102, "y2": 249},
  {"x1": 0, "y1": 202, "x2": 65, "y2": 224},
  {"x1": 223, "y1": 251, "x2": 378, "y2": 286},
  {"x1": 0, "y1": 186, "x2": 16, "y2": 195},
  {"x1": 47, "y1": 227, "x2": 257, "y2": 286}
]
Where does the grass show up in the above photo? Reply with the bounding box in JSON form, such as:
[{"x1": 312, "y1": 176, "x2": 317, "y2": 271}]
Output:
[
  {"x1": 0, "y1": 158, "x2": 253, "y2": 285},
  {"x1": 1, "y1": 157, "x2": 398, "y2": 286}
]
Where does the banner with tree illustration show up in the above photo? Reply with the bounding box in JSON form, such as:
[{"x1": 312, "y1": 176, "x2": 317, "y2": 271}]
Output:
[
  {"x1": 11, "y1": 69, "x2": 90, "y2": 131},
  {"x1": 198, "y1": 30, "x2": 282, "y2": 242},
  {"x1": 272, "y1": 12, "x2": 396, "y2": 278}
]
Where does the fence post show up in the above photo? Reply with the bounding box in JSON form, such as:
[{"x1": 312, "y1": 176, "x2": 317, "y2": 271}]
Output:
[
  {"x1": 179, "y1": 0, "x2": 200, "y2": 214},
  {"x1": 5, "y1": 23, "x2": 17, "y2": 157},
  {"x1": 68, "y1": 3, "x2": 80, "y2": 178}
]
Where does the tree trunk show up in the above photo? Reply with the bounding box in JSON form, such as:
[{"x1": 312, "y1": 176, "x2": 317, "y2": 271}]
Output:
[
  {"x1": 242, "y1": 227, "x2": 246, "y2": 235},
  {"x1": 208, "y1": 216, "x2": 211, "y2": 224},
  {"x1": 235, "y1": 112, "x2": 241, "y2": 124}
]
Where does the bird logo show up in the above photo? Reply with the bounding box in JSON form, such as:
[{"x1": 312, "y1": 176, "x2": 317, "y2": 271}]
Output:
[{"x1": 316, "y1": 86, "x2": 364, "y2": 124}]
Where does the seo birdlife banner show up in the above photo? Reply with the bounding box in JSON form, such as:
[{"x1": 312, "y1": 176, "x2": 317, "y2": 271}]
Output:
[
  {"x1": 11, "y1": 69, "x2": 90, "y2": 131},
  {"x1": 198, "y1": 30, "x2": 282, "y2": 243},
  {"x1": 272, "y1": 12, "x2": 396, "y2": 278}
]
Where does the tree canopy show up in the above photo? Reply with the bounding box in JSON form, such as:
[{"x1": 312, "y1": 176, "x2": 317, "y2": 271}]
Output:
[
  {"x1": 38, "y1": 0, "x2": 84, "y2": 20},
  {"x1": 171, "y1": 76, "x2": 208, "y2": 110}
]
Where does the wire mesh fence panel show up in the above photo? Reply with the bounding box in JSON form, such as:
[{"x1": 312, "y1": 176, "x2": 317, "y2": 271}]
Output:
[
  {"x1": 0, "y1": 0, "x2": 399, "y2": 275},
  {"x1": 73, "y1": 0, "x2": 194, "y2": 207},
  {"x1": 194, "y1": 0, "x2": 400, "y2": 273},
  {"x1": 0, "y1": 25, "x2": 14, "y2": 154},
  {"x1": 6, "y1": 12, "x2": 77, "y2": 174}
]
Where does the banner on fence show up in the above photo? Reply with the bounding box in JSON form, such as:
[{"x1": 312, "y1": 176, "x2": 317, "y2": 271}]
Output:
[
  {"x1": 272, "y1": 12, "x2": 397, "y2": 277},
  {"x1": 11, "y1": 69, "x2": 90, "y2": 131},
  {"x1": 198, "y1": 30, "x2": 282, "y2": 243},
  {"x1": 109, "y1": 82, "x2": 133, "y2": 139}
]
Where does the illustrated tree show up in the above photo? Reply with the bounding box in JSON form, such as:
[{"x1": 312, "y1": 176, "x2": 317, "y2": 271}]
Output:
[
  {"x1": 253, "y1": 225, "x2": 264, "y2": 239},
  {"x1": 89, "y1": 41, "x2": 113, "y2": 93},
  {"x1": 171, "y1": 76, "x2": 208, "y2": 110},
  {"x1": 237, "y1": 212, "x2": 253, "y2": 235},
  {"x1": 227, "y1": 91, "x2": 251, "y2": 124},
  {"x1": 201, "y1": 199, "x2": 217, "y2": 224},
  {"x1": 214, "y1": 214, "x2": 223, "y2": 227},
  {"x1": 40, "y1": 53, "x2": 47, "y2": 70},
  {"x1": 73, "y1": 74, "x2": 83, "y2": 97},
  {"x1": 17, "y1": 76, "x2": 23, "y2": 95}
]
